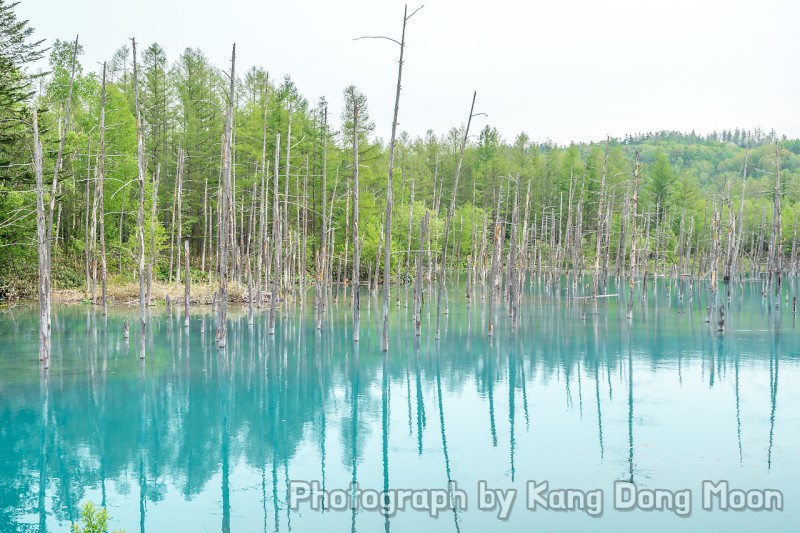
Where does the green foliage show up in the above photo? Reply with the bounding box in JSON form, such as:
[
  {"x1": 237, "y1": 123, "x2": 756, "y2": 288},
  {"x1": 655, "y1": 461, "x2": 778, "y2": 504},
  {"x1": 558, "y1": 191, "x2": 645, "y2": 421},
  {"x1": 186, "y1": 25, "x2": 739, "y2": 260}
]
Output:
[
  {"x1": 71, "y1": 501, "x2": 124, "y2": 533},
  {"x1": 1, "y1": 0, "x2": 799, "y2": 295}
]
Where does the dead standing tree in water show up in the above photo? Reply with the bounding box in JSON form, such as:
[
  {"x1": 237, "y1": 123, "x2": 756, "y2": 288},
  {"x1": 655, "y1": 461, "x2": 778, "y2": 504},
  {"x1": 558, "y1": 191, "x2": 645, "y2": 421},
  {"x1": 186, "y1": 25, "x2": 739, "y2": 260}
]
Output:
[
  {"x1": 217, "y1": 44, "x2": 236, "y2": 348},
  {"x1": 768, "y1": 141, "x2": 783, "y2": 297},
  {"x1": 98, "y1": 63, "x2": 108, "y2": 315},
  {"x1": 435, "y1": 91, "x2": 478, "y2": 340},
  {"x1": 33, "y1": 112, "x2": 48, "y2": 363},
  {"x1": 269, "y1": 134, "x2": 281, "y2": 336},
  {"x1": 35, "y1": 36, "x2": 78, "y2": 364},
  {"x1": 626, "y1": 151, "x2": 640, "y2": 320},
  {"x1": 132, "y1": 38, "x2": 147, "y2": 356},
  {"x1": 356, "y1": 3, "x2": 424, "y2": 352},
  {"x1": 315, "y1": 102, "x2": 328, "y2": 330}
]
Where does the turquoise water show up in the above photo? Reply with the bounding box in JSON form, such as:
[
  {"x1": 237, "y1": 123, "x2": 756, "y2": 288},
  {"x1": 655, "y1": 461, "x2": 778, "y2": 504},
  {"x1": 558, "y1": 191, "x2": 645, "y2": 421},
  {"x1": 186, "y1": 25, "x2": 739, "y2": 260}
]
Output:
[{"x1": 1, "y1": 280, "x2": 799, "y2": 532}]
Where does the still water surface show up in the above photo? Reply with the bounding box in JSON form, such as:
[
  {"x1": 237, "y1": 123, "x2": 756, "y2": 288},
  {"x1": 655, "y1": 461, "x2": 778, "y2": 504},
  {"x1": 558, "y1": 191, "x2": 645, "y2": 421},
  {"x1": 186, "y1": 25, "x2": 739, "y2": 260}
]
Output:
[{"x1": 1, "y1": 281, "x2": 799, "y2": 532}]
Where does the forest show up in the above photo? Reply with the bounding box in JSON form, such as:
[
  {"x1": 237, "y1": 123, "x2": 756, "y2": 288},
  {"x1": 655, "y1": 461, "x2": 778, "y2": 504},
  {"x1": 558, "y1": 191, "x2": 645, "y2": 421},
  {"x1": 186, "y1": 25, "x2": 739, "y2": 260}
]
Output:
[{"x1": 1, "y1": 1, "x2": 799, "y2": 351}]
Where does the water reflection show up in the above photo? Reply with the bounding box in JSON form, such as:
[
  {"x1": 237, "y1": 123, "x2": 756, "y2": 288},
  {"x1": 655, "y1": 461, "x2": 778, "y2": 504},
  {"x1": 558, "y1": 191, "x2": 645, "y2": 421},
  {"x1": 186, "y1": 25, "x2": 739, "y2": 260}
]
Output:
[{"x1": 0, "y1": 279, "x2": 799, "y2": 532}]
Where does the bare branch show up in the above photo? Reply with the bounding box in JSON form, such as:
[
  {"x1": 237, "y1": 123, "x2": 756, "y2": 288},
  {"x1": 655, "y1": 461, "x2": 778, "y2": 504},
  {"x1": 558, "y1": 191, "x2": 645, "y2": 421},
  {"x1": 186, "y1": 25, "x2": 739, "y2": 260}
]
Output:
[
  {"x1": 406, "y1": 5, "x2": 425, "y2": 20},
  {"x1": 353, "y1": 35, "x2": 401, "y2": 46}
]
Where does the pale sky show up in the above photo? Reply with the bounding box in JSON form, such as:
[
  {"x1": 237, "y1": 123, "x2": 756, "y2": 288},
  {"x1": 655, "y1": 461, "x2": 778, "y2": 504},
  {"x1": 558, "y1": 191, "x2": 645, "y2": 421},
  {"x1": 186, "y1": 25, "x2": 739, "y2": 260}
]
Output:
[{"x1": 18, "y1": 0, "x2": 800, "y2": 145}]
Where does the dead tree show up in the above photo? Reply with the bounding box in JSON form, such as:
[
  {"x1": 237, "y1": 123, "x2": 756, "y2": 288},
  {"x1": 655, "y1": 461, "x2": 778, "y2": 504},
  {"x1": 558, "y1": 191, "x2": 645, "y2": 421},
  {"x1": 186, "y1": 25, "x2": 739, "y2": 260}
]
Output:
[
  {"x1": 352, "y1": 104, "x2": 361, "y2": 342},
  {"x1": 269, "y1": 133, "x2": 281, "y2": 336},
  {"x1": 216, "y1": 44, "x2": 236, "y2": 348},
  {"x1": 626, "y1": 151, "x2": 640, "y2": 320},
  {"x1": 184, "y1": 239, "x2": 190, "y2": 328},
  {"x1": 435, "y1": 91, "x2": 477, "y2": 340},
  {"x1": 132, "y1": 38, "x2": 147, "y2": 349},
  {"x1": 404, "y1": 175, "x2": 415, "y2": 308},
  {"x1": 768, "y1": 141, "x2": 783, "y2": 295},
  {"x1": 33, "y1": 111, "x2": 49, "y2": 363},
  {"x1": 593, "y1": 137, "x2": 609, "y2": 297},
  {"x1": 98, "y1": 63, "x2": 108, "y2": 315},
  {"x1": 415, "y1": 211, "x2": 429, "y2": 336},
  {"x1": 175, "y1": 150, "x2": 185, "y2": 289},
  {"x1": 357, "y1": 4, "x2": 423, "y2": 352},
  {"x1": 315, "y1": 103, "x2": 328, "y2": 330},
  {"x1": 146, "y1": 164, "x2": 160, "y2": 304}
]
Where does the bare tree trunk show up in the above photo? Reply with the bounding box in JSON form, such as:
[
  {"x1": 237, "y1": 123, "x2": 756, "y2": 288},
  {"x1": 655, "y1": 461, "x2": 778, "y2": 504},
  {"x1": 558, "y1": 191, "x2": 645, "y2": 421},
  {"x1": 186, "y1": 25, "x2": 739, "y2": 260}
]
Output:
[
  {"x1": 216, "y1": 44, "x2": 236, "y2": 348},
  {"x1": 415, "y1": 211, "x2": 429, "y2": 336},
  {"x1": 33, "y1": 111, "x2": 50, "y2": 364},
  {"x1": 85, "y1": 137, "x2": 92, "y2": 297},
  {"x1": 404, "y1": 176, "x2": 415, "y2": 308},
  {"x1": 381, "y1": 4, "x2": 417, "y2": 352},
  {"x1": 593, "y1": 137, "x2": 609, "y2": 297},
  {"x1": 146, "y1": 164, "x2": 160, "y2": 304},
  {"x1": 184, "y1": 239, "x2": 190, "y2": 328},
  {"x1": 488, "y1": 208, "x2": 501, "y2": 338},
  {"x1": 98, "y1": 63, "x2": 108, "y2": 315},
  {"x1": 769, "y1": 141, "x2": 783, "y2": 296},
  {"x1": 373, "y1": 219, "x2": 384, "y2": 297},
  {"x1": 316, "y1": 103, "x2": 328, "y2": 329},
  {"x1": 435, "y1": 91, "x2": 477, "y2": 340},
  {"x1": 732, "y1": 143, "x2": 749, "y2": 280},
  {"x1": 47, "y1": 36, "x2": 79, "y2": 281},
  {"x1": 352, "y1": 106, "x2": 361, "y2": 342},
  {"x1": 258, "y1": 76, "x2": 269, "y2": 308},
  {"x1": 175, "y1": 150, "x2": 185, "y2": 289},
  {"x1": 168, "y1": 166, "x2": 177, "y2": 283},
  {"x1": 269, "y1": 133, "x2": 281, "y2": 335},
  {"x1": 132, "y1": 38, "x2": 147, "y2": 354},
  {"x1": 627, "y1": 151, "x2": 640, "y2": 320}
]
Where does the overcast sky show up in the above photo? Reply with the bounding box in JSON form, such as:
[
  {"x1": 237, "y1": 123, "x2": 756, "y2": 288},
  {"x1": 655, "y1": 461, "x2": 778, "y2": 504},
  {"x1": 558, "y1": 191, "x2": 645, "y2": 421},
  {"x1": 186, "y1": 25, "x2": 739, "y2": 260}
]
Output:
[{"x1": 18, "y1": 0, "x2": 800, "y2": 145}]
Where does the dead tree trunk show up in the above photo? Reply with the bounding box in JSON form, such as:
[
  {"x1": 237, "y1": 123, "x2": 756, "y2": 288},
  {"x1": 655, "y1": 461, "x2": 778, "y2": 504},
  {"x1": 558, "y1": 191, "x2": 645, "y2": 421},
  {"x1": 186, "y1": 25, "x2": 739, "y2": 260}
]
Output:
[
  {"x1": 593, "y1": 137, "x2": 609, "y2": 297},
  {"x1": 175, "y1": 150, "x2": 185, "y2": 289},
  {"x1": 626, "y1": 151, "x2": 640, "y2": 320},
  {"x1": 352, "y1": 102, "x2": 361, "y2": 341},
  {"x1": 769, "y1": 141, "x2": 783, "y2": 296},
  {"x1": 435, "y1": 91, "x2": 477, "y2": 340},
  {"x1": 379, "y1": 4, "x2": 421, "y2": 352},
  {"x1": 33, "y1": 111, "x2": 49, "y2": 363},
  {"x1": 184, "y1": 239, "x2": 190, "y2": 328},
  {"x1": 404, "y1": 176, "x2": 415, "y2": 308},
  {"x1": 146, "y1": 164, "x2": 160, "y2": 304},
  {"x1": 98, "y1": 63, "x2": 108, "y2": 315},
  {"x1": 488, "y1": 210, "x2": 501, "y2": 338},
  {"x1": 47, "y1": 36, "x2": 79, "y2": 280},
  {"x1": 132, "y1": 38, "x2": 147, "y2": 351},
  {"x1": 315, "y1": 103, "x2": 328, "y2": 329},
  {"x1": 415, "y1": 211, "x2": 429, "y2": 336},
  {"x1": 216, "y1": 44, "x2": 236, "y2": 348},
  {"x1": 269, "y1": 133, "x2": 281, "y2": 335}
]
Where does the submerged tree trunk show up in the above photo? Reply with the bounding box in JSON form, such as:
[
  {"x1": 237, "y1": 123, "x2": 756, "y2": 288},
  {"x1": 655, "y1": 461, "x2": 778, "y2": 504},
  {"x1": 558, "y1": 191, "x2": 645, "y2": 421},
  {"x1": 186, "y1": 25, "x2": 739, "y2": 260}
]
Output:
[
  {"x1": 184, "y1": 239, "x2": 190, "y2": 328},
  {"x1": 593, "y1": 137, "x2": 609, "y2": 297},
  {"x1": 415, "y1": 211, "x2": 429, "y2": 336},
  {"x1": 435, "y1": 91, "x2": 477, "y2": 340},
  {"x1": 316, "y1": 103, "x2": 328, "y2": 330},
  {"x1": 627, "y1": 151, "x2": 640, "y2": 320},
  {"x1": 381, "y1": 4, "x2": 419, "y2": 352},
  {"x1": 33, "y1": 111, "x2": 49, "y2": 364},
  {"x1": 352, "y1": 105, "x2": 361, "y2": 342},
  {"x1": 269, "y1": 133, "x2": 281, "y2": 336},
  {"x1": 132, "y1": 38, "x2": 147, "y2": 353},
  {"x1": 98, "y1": 63, "x2": 108, "y2": 315},
  {"x1": 216, "y1": 44, "x2": 236, "y2": 348}
]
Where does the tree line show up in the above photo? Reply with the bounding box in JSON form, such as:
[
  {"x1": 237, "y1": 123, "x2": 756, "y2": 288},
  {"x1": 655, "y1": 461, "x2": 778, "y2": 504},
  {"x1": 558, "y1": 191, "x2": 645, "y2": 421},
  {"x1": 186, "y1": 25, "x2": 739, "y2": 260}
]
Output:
[{"x1": 1, "y1": 1, "x2": 799, "y2": 357}]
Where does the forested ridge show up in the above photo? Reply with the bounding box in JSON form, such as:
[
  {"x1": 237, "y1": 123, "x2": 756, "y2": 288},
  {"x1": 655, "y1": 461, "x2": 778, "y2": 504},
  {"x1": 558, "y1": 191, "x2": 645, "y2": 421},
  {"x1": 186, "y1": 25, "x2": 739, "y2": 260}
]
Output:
[{"x1": 1, "y1": 0, "x2": 799, "y2": 303}]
